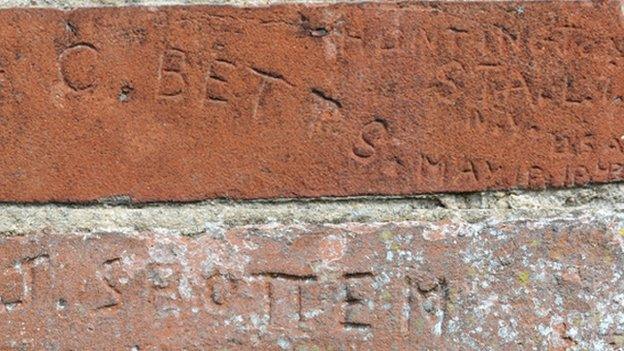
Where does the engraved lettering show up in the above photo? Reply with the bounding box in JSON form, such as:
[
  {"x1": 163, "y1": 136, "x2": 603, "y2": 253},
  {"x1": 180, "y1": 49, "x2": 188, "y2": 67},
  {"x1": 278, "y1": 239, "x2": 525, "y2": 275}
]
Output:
[
  {"x1": 405, "y1": 274, "x2": 450, "y2": 342},
  {"x1": 421, "y1": 154, "x2": 447, "y2": 184},
  {"x1": 353, "y1": 119, "x2": 389, "y2": 159},
  {"x1": 342, "y1": 272, "x2": 374, "y2": 330},
  {"x1": 567, "y1": 165, "x2": 591, "y2": 185},
  {"x1": 430, "y1": 61, "x2": 466, "y2": 105},
  {"x1": 552, "y1": 132, "x2": 595, "y2": 155},
  {"x1": 59, "y1": 43, "x2": 98, "y2": 91},
  {"x1": 205, "y1": 59, "x2": 236, "y2": 105},
  {"x1": 158, "y1": 49, "x2": 188, "y2": 99},
  {"x1": 206, "y1": 272, "x2": 238, "y2": 306},
  {"x1": 249, "y1": 66, "x2": 292, "y2": 120},
  {"x1": 476, "y1": 67, "x2": 532, "y2": 132},
  {"x1": 255, "y1": 272, "x2": 317, "y2": 328},
  {"x1": 96, "y1": 258, "x2": 123, "y2": 311},
  {"x1": 0, "y1": 67, "x2": 7, "y2": 102},
  {"x1": 306, "y1": 87, "x2": 345, "y2": 138},
  {"x1": 0, "y1": 254, "x2": 50, "y2": 311},
  {"x1": 528, "y1": 165, "x2": 548, "y2": 188}
]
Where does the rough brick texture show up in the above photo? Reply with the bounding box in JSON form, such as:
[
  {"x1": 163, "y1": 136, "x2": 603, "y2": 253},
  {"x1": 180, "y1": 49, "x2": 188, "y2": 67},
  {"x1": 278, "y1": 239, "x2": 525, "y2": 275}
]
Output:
[
  {"x1": 0, "y1": 1, "x2": 624, "y2": 201},
  {"x1": 1, "y1": 217, "x2": 623, "y2": 350}
]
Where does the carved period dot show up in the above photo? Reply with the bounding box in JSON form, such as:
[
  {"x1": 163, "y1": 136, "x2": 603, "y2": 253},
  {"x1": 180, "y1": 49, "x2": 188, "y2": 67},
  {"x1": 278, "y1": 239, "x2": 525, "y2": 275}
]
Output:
[{"x1": 59, "y1": 44, "x2": 98, "y2": 91}]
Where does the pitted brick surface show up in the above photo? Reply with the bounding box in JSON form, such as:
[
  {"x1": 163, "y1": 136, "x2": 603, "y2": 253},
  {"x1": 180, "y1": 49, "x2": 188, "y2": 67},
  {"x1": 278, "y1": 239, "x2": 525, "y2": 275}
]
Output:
[
  {"x1": 0, "y1": 218, "x2": 623, "y2": 350},
  {"x1": 0, "y1": 2, "x2": 623, "y2": 201}
]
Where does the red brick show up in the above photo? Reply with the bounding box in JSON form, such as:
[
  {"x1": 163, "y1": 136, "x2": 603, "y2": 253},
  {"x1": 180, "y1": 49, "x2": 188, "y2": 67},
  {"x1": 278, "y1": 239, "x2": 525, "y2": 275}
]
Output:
[
  {"x1": 0, "y1": 219, "x2": 621, "y2": 349},
  {"x1": 0, "y1": 2, "x2": 623, "y2": 201}
]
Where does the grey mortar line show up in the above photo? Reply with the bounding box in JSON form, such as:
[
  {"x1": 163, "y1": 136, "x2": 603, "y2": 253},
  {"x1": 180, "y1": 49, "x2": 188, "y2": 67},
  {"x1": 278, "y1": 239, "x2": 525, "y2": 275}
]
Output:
[{"x1": 0, "y1": 183, "x2": 623, "y2": 236}]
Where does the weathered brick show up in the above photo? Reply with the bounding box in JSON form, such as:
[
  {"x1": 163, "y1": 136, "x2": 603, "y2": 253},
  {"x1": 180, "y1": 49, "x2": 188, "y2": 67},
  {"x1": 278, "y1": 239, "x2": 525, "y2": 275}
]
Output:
[
  {"x1": 0, "y1": 2, "x2": 623, "y2": 201},
  {"x1": 0, "y1": 218, "x2": 622, "y2": 350}
]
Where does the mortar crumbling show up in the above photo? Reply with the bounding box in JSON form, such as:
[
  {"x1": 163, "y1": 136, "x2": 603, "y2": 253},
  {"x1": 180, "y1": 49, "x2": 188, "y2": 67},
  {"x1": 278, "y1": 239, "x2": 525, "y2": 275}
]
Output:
[{"x1": 0, "y1": 183, "x2": 623, "y2": 236}]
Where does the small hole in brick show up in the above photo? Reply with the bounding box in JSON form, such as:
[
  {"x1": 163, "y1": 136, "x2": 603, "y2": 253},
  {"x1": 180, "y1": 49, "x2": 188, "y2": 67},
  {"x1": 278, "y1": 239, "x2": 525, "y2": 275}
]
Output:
[
  {"x1": 65, "y1": 21, "x2": 78, "y2": 35},
  {"x1": 310, "y1": 28, "x2": 329, "y2": 37},
  {"x1": 56, "y1": 298, "x2": 68, "y2": 310},
  {"x1": 119, "y1": 84, "x2": 134, "y2": 102}
]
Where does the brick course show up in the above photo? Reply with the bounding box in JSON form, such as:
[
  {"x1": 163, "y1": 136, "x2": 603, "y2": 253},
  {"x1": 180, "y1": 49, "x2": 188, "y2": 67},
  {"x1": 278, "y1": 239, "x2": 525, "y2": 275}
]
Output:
[
  {"x1": 0, "y1": 1, "x2": 623, "y2": 201},
  {"x1": 0, "y1": 218, "x2": 623, "y2": 350}
]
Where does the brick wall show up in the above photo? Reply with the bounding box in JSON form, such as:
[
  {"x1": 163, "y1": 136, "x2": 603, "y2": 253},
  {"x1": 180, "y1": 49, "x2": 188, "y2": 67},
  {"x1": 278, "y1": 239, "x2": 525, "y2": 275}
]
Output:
[{"x1": 0, "y1": 1, "x2": 623, "y2": 350}]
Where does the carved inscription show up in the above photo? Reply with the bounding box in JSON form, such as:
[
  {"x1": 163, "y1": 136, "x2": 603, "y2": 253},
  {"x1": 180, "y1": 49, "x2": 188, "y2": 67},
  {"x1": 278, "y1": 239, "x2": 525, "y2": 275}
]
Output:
[
  {"x1": 249, "y1": 66, "x2": 293, "y2": 120},
  {"x1": 0, "y1": 268, "x2": 23, "y2": 308},
  {"x1": 96, "y1": 258, "x2": 123, "y2": 311},
  {"x1": 551, "y1": 132, "x2": 596, "y2": 156},
  {"x1": 255, "y1": 272, "x2": 317, "y2": 328},
  {"x1": 0, "y1": 230, "x2": 467, "y2": 349},
  {"x1": 206, "y1": 272, "x2": 238, "y2": 306},
  {"x1": 0, "y1": 67, "x2": 7, "y2": 102},
  {"x1": 404, "y1": 274, "x2": 450, "y2": 343},
  {"x1": 353, "y1": 120, "x2": 389, "y2": 159},
  {"x1": 205, "y1": 59, "x2": 236, "y2": 105},
  {"x1": 59, "y1": 43, "x2": 98, "y2": 91},
  {"x1": 2, "y1": 216, "x2": 612, "y2": 349},
  {"x1": 0, "y1": 254, "x2": 50, "y2": 311},
  {"x1": 343, "y1": 273, "x2": 374, "y2": 330},
  {"x1": 1, "y1": 2, "x2": 624, "y2": 201},
  {"x1": 306, "y1": 87, "x2": 344, "y2": 138},
  {"x1": 157, "y1": 49, "x2": 188, "y2": 99}
]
